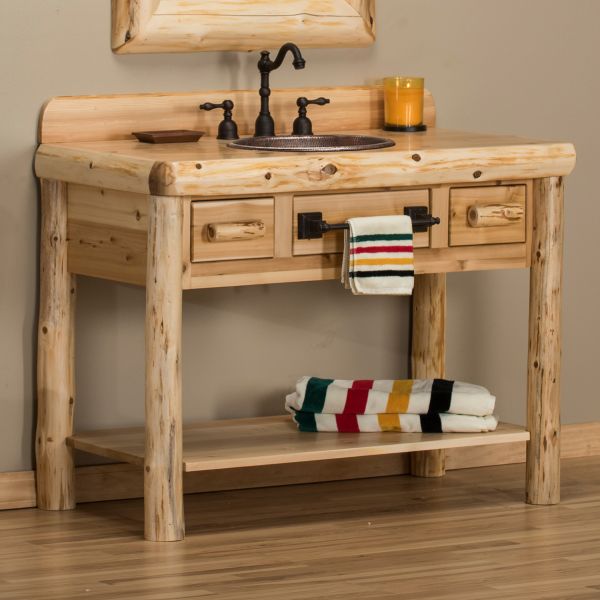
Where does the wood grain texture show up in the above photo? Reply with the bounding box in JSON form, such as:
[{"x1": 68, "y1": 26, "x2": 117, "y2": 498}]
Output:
[
  {"x1": 36, "y1": 179, "x2": 76, "y2": 511},
  {"x1": 4, "y1": 422, "x2": 600, "y2": 510},
  {"x1": 186, "y1": 242, "x2": 529, "y2": 289},
  {"x1": 35, "y1": 87, "x2": 574, "y2": 200},
  {"x1": 207, "y1": 220, "x2": 266, "y2": 243},
  {"x1": 0, "y1": 471, "x2": 37, "y2": 510},
  {"x1": 411, "y1": 274, "x2": 446, "y2": 379},
  {"x1": 68, "y1": 417, "x2": 528, "y2": 472},
  {"x1": 67, "y1": 184, "x2": 148, "y2": 285},
  {"x1": 191, "y1": 198, "x2": 274, "y2": 262},
  {"x1": 410, "y1": 273, "x2": 447, "y2": 477},
  {"x1": 157, "y1": 0, "x2": 362, "y2": 15},
  {"x1": 274, "y1": 193, "x2": 294, "y2": 258},
  {"x1": 35, "y1": 132, "x2": 575, "y2": 198},
  {"x1": 410, "y1": 449, "x2": 445, "y2": 477},
  {"x1": 526, "y1": 177, "x2": 564, "y2": 505},
  {"x1": 111, "y1": 0, "x2": 158, "y2": 50},
  {"x1": 188, "y1": 252, "x2": 340, "y2": 288},
  {"x1": 450, "y1": 185, "x2": 527, "y2": 246},
  {"x1": 111, "y1": 0, "x2": 375, "y2": 53},
  {"x1": 74, "y1": 456, "x2": 411, "y2": 504},
  {"x1": 429, "y1": 186, "x2": 449, "y2": 249},
  {"x1": 38, "y1": 86, "x2": 435, "y2": 143},
  {"x1": 292, "y1": 189, "x2": 430, "y2": 256},
  {"x1": 63, "y1": 194, "x2": 529, "y2": 290},
  {"x1": 2, "y1": 457, "x2": 600, "y2": 599},
  {"x1": 145, "y1": 195, "x2": 185, "y2": 541},
  {"x1": 468, "y1": 203, "x2": 525, "y2": 228}
]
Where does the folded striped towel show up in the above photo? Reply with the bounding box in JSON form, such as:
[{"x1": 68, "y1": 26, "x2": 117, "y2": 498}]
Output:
[
  {"x1": 285, "y1": 377, "x2": 496, "y2": 417},
  {"x1": 341, "y1": 215, "x2": 414, "y2": 295},
  {"x1": 290, "y1": 410, "x2": 498, "y2": 433}
]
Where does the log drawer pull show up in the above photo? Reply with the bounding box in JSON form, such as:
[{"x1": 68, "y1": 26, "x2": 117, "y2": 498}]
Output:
[
  {"x1": 206, "y1": 220, "x2": 265, "y2": 242},
  {"x1": 468, "y1": 204, "x2": 525, "y2": 228}
]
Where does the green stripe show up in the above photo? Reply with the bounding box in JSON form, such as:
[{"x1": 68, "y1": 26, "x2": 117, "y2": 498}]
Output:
[
  {"x1": 302, "y1": 377, "x2": 333, "y2": 413},
  {"x1": 293, "y1": 410, "x2": 318, "y2": 432},
  {"x1": 351, "y1": 233, "x2": 413, "y2": 243}
]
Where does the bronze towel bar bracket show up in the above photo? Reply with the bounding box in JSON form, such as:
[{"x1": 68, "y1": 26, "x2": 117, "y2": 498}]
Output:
[{"x1": 297, "y1": 206, "x2": 440, "y2": 240}]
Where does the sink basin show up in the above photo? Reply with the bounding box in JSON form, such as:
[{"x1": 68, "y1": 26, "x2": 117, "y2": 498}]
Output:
[{"x1": 228, "y1": 134, "x2": 395, "y2": 152}]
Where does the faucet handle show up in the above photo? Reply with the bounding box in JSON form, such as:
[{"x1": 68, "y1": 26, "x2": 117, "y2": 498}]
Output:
[
  {"x1": 300, "y1": 97, "x2": 330, "y2": 108},
  {"x1": 293, "y1": 97, "x2": 331, "y2": 136},
  {"x1": 199, "y1": 99, "x2": 239, "y2": 140}
]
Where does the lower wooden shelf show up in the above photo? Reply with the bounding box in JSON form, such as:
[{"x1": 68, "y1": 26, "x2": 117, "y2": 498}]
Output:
[{"x1": 68, "y1": 416, "x2": 529, "y2": 473}]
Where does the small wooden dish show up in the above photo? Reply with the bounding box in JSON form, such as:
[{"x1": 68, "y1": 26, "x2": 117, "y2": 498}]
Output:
[{"x1": 133, "y1": 130, "x2": 205, "y2": 144}]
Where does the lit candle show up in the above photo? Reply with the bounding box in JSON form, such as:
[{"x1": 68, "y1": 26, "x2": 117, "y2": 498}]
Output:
[{"x1": 383, "y1": 77, "x2": 427, "y2": 132}]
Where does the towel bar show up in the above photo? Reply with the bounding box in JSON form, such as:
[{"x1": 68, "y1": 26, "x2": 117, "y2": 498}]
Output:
[{"x1": 297, "y1": 206, "x2": 440, "y2": 240}]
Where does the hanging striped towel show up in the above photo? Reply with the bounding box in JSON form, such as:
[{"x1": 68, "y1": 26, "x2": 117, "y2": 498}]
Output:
[
  {"x1": 290, "y1": 410, "x2": 499, "y2": 433},
  {"x1": 285, "y1": 377, "x2": 496, "y2": 417},
  {"x1": 341, "y1": 215, "x2": 414, "y2": 295}
]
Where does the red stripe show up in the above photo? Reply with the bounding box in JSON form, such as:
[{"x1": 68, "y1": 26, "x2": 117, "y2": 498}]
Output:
[
  {"x1": 344, "y1": 380, "x2": 373, "y2": 414},
  {"x1": 351, "y1": 380, "x2": 374, "y2": 390},
  {"x1": 335, "y1": 413, "x2": 360, "y2": 433},
  {"x1": 351, "y1": 246, "x2": 413, "y2": 254}
]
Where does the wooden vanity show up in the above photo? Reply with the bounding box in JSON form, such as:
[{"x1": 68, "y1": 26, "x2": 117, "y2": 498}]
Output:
[{"x1": 34, "y1": 85, "x2": 576, "y2": 541}]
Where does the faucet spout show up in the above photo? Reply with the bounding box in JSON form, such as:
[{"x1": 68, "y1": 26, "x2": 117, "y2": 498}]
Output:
[
  {"x1": 270, "y1": 42, "x2": 306, "y2": 71},
  {"x1": 255, "y1": 43, "x2": 306, "y2": 137}
]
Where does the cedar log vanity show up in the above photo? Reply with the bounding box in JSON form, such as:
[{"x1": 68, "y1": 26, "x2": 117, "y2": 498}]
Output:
[{"x1": 34, "y1": 86, "x2": 576, "y2": 541}]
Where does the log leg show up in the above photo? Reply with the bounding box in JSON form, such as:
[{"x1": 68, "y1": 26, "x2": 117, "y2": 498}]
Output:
[
  {"x1": 36, "y1": 179, "x2": 76, "y2": 510},
  {"x1": 410, "y1": 273, "x2": 446, "y2": 477},
  {"x1": 144, "y1": 195, "x2": 185, "y2": 541},
  {"x1": 526, "y1": 177, "x2": 563, "y2": 505}
]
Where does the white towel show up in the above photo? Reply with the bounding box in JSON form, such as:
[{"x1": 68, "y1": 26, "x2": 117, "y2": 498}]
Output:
[
  {"x1": 288, "y1": 409, "x2": 499, "y2": 433},
  {"x1": 286, "y1": 377, "x2": 496, "y2": 417},
  {"x1": 341, "y1": 215, "x2": 414, "y2": 295}
]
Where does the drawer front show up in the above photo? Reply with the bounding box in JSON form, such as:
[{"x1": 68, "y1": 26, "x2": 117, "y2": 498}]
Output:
[
  {"x1": 191, "y1": 198, "x2": 274, "y2": 262},
  {"x1": 293, "y1": 190, "x2": 431, "y2": 256},
  {"x1": 449, "y1": 185, "x2": 526, "y2": 246}
]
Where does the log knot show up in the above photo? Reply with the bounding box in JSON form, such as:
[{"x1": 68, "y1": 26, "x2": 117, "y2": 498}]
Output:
[
  {"x1": 149, "y1": 162, "x2": 176, "y2": 195},
  {"x1": 307, "y1": 161, "x2": 339, "y2": 181}
]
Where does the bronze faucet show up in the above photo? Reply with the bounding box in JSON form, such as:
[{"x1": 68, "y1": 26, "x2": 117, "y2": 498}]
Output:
[{"x1": 255, "y1": 43, "x2": 306, "y2": 137}]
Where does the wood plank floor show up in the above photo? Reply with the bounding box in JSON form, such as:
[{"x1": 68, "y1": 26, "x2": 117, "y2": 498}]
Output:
[{"x1": 0, "y1": 457, "x2": 599, "y2": 599}]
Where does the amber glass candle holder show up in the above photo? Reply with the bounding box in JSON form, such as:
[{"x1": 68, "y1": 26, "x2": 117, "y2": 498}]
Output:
[{"x1": 383, "y1": 77, "x2": 427, "y2": 132}]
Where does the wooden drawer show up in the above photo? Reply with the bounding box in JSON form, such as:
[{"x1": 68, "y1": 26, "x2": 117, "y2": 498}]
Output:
[
  {"x1": 191, "y1": 198, "x2": 274, "y2": 262},
  {"x1": 449, "y1": 185, "x2": 526, "y2": 246},
  {"x1": 293, "y1": 190, "x2": 431, "y2": 256}
]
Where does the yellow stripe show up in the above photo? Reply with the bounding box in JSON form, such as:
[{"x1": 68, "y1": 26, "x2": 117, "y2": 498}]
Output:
[
  {"x1": 352, "y1": 258, "x2": 414, "y2": 266},
  {"x1": 386, "y1": 379, "x2": 413, "y2": 413},
  {"x1": 377, "y1": 413, "x2": 401, "y2": 431}
]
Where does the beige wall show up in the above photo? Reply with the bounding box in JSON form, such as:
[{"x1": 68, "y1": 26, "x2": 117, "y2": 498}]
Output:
[{"x1": 0, "y1": 0, "x2": 598, "y2": 473}]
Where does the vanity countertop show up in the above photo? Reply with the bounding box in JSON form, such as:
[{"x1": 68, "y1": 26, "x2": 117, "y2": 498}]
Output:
[{"x1": 35, "y1": 127, "x2": 575, "y2": 197}]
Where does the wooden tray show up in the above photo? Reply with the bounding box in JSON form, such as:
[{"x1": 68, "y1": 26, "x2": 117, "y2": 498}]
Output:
[{"x1": 133, "y1": 130, "x2": 204, "y2": 144}]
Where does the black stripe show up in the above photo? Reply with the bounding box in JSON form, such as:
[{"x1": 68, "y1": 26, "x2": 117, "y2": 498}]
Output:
[
  {"x1": 429, "y1": 379, "x2": 454, "y2": 414},
  {"x1": 349, "y1": 270, "x2": 415, "y2": 278},
  {"x1": 420, "y1": 413, "x2": 443, "y2": 433}
]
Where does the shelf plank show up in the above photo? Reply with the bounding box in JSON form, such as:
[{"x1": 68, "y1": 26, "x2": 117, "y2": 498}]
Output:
[{"x1": 68, "y1": 416, "x2": 529, "y2": 473}]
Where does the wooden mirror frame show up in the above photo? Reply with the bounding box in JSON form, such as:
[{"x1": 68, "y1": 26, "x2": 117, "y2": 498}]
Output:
[{"x1": 112, "y1": 0, "x2": 375, "y2": 54}]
